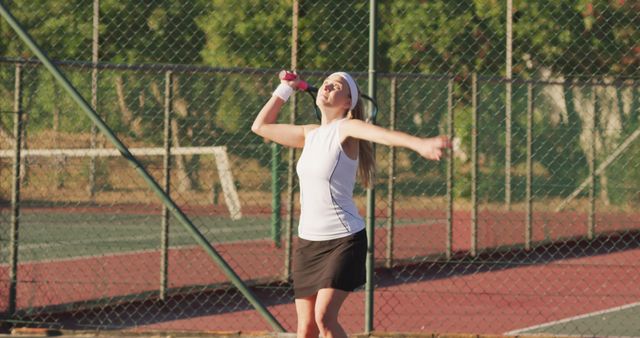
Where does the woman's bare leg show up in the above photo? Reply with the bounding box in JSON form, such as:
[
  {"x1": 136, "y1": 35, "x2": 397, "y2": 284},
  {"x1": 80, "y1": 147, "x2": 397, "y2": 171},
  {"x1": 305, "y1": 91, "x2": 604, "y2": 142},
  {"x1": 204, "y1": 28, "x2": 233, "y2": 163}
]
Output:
[
  {"x1": 314, "y1": 288, "x2": 349, "y2": 338},
  {"x1": 295, "y1": 294, "x2": 319, "y2": 338}
]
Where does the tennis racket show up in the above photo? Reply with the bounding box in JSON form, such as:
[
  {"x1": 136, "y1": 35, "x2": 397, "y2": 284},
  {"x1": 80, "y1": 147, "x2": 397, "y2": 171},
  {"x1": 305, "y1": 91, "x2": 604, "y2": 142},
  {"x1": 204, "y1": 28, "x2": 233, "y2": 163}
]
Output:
[{"x1": 279, "y1": 70, "x2": 378, "y2": 123}]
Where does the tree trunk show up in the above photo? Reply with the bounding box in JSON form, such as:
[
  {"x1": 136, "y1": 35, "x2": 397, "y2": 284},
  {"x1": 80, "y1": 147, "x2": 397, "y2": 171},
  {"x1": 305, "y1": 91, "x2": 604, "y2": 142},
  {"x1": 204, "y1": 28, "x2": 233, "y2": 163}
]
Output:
[
  {"x1": 171, "y1": 118, "x2": 194, "y2": 192},
  {"x1": 115, "y1": 75, "x2": 143, "y2": 136},
  {"x1": 600, "y1": 169, "x2": 609, "y2": 206},
  {"x1": 538, "y1": 67, "x2": 568, "y2": 126},
  {"x1": 151, "y1": 79, "x2": 197, "y2": 192}
]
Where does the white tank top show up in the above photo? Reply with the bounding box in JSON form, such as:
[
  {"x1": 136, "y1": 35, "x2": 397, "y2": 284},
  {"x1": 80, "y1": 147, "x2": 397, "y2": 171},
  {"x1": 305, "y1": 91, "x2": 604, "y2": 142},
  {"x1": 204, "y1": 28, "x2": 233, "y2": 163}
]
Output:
[{"x1": 296, "y1": 118, "x2": 365, "y2": 241}]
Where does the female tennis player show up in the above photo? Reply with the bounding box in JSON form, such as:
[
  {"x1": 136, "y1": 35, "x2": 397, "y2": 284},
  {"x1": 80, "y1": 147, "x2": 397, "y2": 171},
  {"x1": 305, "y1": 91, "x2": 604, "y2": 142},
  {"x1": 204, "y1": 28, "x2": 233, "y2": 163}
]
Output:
[{"x1": 252, "y1": 72, "x2": 450, "y2": 338}]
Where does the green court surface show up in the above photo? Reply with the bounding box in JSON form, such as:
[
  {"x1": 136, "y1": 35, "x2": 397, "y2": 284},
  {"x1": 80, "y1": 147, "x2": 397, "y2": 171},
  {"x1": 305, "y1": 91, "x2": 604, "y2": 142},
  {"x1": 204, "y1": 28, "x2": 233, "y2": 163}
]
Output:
[
  {"x1": 0, "y1": 211, "x2": 272, "y2": 262},
  {"x1": 0, "y1": 210, "x2": 425, "y2": 263},
  {"x1": 508, "y1": 302, "x2": 640, "y2": 337}
]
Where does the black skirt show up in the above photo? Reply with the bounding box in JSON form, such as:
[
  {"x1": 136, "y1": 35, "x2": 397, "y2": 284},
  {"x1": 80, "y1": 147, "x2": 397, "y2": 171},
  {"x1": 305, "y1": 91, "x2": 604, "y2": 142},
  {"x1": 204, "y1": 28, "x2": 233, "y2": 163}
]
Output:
[{"x1": 293, "y1": 230, "x2": 367, "y2": 299}]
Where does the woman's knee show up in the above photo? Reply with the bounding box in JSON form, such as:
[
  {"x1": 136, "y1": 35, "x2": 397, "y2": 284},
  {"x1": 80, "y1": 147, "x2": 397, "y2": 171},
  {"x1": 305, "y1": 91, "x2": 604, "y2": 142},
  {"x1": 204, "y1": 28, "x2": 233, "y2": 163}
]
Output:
[
  {"x1": 314, "y1": 309, "x2": 338, "y2": 331},
  {"x1": 297, "y1": 319, "x2": 318, "y2": 338},
  {"x1": 298, "y1": 316, "x2": 316, "y2": 329},
  {"x1": 295, "y1": 295, "x2": 317, "y2": 333}
]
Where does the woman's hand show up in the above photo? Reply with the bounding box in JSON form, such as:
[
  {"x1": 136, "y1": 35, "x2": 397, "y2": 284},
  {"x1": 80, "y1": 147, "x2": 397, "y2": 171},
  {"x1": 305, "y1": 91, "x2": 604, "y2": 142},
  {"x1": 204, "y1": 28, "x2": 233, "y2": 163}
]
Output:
[
  {"x1": 282, "y1": 78, "x2": 303, "y2": 91},
  {"x1": 412, "y1": 136, "x2": 452, "y2": 161}
]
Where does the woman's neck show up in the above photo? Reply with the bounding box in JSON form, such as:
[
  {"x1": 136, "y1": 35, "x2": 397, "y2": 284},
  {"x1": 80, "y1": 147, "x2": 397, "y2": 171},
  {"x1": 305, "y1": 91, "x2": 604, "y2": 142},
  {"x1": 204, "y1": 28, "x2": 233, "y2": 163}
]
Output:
[
  {"x1": 321, "y1": 116, "x2": 343, "y2": 125},
  {"x1": 320, "y1": 109, "x2": 346, "y2": 125}
]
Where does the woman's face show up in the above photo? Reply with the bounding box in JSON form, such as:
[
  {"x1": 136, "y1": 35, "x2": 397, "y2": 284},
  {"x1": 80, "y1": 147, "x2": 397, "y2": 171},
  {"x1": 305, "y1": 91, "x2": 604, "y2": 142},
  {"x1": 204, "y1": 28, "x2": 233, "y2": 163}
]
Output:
[{"x1": 316, "y1": 74, "x2": 351, "y2": 112}]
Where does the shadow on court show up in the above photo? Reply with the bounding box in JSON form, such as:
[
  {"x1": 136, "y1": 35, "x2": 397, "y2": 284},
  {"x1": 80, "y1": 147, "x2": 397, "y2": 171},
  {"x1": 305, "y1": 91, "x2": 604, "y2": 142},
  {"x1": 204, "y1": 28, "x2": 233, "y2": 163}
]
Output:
[{"x1": 375, "y1": 230, "x2": 640, "y2": 287}]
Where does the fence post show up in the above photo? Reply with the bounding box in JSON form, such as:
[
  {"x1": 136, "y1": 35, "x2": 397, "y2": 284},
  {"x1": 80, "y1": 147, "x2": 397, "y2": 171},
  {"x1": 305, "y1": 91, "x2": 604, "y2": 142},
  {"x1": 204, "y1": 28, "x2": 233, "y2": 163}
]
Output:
[
  {"x1": 271, "y1": 78, "x2": 283, "y2": 247},
  {"x1": 9, "y1": 61, "x2": 23, "y2": 316},
  {"x1": 385, "y1": 76, "x2": 396, "y2": 268},
  {"x1": 284, "y1": 100, "x2": 296, "y2": 278},
  {"x1": 505, "y1": 0, "x2": 513, "y2": 209},
  {"x1": 446, "y1": 78, "x2": 454, "y2": 259},
  {"x1": 588, "y1": 83, "x2": 597, "y2": 239},
  {"x1": 271, "y1": 144, "x2": 282, "y2": 248},
  {"x1": 365, "y1": 0, "x2": 378, "y2": 333},
  {"x1": 160, "y1": 70, "x2": 173, "y2": 300},
  {"x1": 88, "y1": 0, "x2": 99, "y2": 199},
  {"x1": 525, "y1": 81, "x2": 533, "y2": 250},
  {"x1": 284, "y1": 0, "x2": 299, "y2": 279},
  {"x1": 471, "y1": 73, "x2": 478, "y2": 257}
]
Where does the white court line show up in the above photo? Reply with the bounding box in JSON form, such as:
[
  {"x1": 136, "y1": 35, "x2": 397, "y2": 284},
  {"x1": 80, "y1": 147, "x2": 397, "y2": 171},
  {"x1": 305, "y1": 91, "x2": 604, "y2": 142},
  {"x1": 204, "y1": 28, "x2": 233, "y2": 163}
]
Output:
[{"x1": 505, "y1": 301, "x2": 640, "y2": 335}]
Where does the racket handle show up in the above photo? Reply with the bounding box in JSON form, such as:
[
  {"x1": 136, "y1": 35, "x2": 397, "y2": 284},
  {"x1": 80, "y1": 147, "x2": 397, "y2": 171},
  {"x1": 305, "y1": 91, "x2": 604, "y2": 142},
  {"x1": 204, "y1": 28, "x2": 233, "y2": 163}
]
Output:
[{"x1": 278, "y1": 70, "x2": 309, "y2": 91}]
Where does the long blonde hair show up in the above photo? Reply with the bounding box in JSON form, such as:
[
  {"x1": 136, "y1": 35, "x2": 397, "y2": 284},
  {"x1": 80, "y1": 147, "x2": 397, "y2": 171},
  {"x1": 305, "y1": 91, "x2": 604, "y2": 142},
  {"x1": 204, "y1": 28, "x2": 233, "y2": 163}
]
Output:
[{"x1": 346, "y1": 96, "x2": 375, "y2": 189}]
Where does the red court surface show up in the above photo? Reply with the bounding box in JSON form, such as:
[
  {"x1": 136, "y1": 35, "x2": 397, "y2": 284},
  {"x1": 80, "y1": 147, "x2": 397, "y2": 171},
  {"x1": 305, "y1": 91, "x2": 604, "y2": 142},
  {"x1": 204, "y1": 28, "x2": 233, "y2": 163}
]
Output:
[
  {"x1": 1, "y1": 208, "x2": 638, "y2": 334},
  {"x1": 130, "y1": 247, "x2": 640, "y2": 334}
]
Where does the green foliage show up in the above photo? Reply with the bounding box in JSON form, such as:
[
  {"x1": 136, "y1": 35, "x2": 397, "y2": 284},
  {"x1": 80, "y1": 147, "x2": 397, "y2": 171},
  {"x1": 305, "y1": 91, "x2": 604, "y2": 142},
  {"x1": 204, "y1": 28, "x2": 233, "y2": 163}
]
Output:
[
  {"x1": 1, "y1": 0, "x2": 93, "y2": 60},
  {"x1": 100, "y1": 0, "x2": 207, "y2": 64},
  {"x1": 197, "y1": 0, "x2": 291, "y2": 68},
  {"x1": 607, "y1": 141, "x2": 640, "y2": 205},
  {"x1": 513, "y1": 0, "x2": 639, "y2": 76},
  {"x1": 297, "y1": 1, "x2": 369, "y2": 70},
  {"x1": 196, "y1": 0, "x2": 369, "y2": 71},
  {"x1": 381, "y1": 0, "x2": 639, "y2": 77},
  {"x1": 0, "y1": 65, "x2": 13, "y2": 130},
  {"x1": 1, "y1": 0, "x2": 206, "y2": 64},
  {"x1": 605, "y1": 87, "x2": 640, "y2": 205},
  {"x1": 215, "y1": 82, "x2": 245, "y2": 134},
  {"x1": 19, "y1": 69, "x2": 91, "y2": 133},
  {"x1": 381, "y1": 1, "x2": 504, "y2": 75}
]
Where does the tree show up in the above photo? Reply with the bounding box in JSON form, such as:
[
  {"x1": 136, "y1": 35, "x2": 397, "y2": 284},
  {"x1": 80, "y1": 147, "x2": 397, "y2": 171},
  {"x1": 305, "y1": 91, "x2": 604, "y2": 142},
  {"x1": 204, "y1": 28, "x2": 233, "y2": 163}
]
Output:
[
  {"x1": 196, "y1": 0, "x2": 368, "y2": 71},
  {"x1": 380, "y1": 1, "x2": 504, "y2": 76}
]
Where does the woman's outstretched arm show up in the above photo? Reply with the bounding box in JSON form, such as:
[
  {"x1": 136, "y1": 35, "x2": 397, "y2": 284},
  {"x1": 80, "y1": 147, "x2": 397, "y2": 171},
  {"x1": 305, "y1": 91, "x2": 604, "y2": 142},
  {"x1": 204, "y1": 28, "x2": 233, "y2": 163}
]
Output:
[{"x1": 340, "y1": 119, "x2": 451, "y2": 160}]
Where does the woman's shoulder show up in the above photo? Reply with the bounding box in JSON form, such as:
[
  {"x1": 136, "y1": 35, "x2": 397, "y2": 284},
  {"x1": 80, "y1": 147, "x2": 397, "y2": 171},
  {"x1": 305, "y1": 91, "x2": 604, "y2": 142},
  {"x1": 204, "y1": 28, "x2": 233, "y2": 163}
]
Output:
[
  {"x1": 302, "y1": 124, "x2": 320, "y2": 137},
  {"x1": 337, "y1": 118, "x2": 368, "y2": 138}
]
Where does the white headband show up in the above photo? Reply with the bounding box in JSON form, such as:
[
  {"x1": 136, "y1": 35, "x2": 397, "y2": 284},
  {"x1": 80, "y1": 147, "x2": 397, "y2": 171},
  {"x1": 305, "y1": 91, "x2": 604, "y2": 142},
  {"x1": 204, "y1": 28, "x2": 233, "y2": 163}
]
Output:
[{"x1": 331, "y1": 72, "x2": 359, "y2": 111}]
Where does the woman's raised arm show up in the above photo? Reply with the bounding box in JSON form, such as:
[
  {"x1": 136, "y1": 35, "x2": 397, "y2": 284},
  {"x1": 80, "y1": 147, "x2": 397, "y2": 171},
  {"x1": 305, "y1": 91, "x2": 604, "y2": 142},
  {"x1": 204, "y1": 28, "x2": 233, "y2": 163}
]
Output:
[{"x1": 251, "y1": 82, "x2": 317, "y2": 148}]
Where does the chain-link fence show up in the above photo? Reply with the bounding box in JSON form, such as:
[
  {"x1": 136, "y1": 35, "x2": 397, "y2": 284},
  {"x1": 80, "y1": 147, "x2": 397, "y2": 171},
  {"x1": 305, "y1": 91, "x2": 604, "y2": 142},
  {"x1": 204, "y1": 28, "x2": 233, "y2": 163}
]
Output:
[{"x1": 1, "y1": 0, "x2": 639, "y2": 336}]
